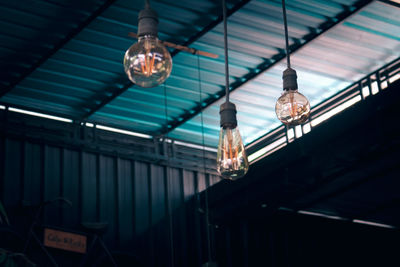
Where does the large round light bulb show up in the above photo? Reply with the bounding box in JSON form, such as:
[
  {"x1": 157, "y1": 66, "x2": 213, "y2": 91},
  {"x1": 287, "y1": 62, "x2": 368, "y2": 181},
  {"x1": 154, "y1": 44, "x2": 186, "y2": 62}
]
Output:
[
  {"x1": 275, "y1": 89, "x2": 310, "y2": 126},
  {"x1": 217, "y1": 126, "x2": 249, "y2": 180},
  {"x1": 124, "y1": 35, "x2": 172, "y2": 88}
]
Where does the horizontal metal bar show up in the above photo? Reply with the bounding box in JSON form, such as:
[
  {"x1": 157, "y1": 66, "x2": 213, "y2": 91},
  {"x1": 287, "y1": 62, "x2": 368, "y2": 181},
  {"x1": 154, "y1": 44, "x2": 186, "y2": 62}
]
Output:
[
  {"x1": 0, "y1": 109, "x2": 217, "y2": 174},
  {"x1": 378, "y1": 0, "x2": 400, "y2": 8}
]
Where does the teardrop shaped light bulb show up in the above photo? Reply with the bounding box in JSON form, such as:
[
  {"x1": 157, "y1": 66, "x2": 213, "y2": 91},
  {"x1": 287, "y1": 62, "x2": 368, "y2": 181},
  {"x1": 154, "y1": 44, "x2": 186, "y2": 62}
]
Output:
[
  {"x1": 217, "y1": 102, "x2": 249, "y2": 180},
  {"x1": 124, "y1": 35, "x2": 172, "y2": 88},
  {"x1": 275, "y1": 90, "x2": 310, "y2": 126},
  {"x1": 217, "y1": 126, "x2": 249, "y2": 180}
]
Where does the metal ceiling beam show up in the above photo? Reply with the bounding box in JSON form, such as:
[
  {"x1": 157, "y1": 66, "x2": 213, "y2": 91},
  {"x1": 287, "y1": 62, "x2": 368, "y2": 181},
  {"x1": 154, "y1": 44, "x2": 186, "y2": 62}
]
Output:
[
  {"x1": 163, "y1": 0, "x2": 374, "y2": 135},
  {"x1": 379, "y1": 0, "x2": 400, "y2": 8},
  {"x1": 0, "y1": 0, "x2": 118, "y2": 99},
  {"x1": 80, "y1": 0, "x2": 253, "y2": 122}
]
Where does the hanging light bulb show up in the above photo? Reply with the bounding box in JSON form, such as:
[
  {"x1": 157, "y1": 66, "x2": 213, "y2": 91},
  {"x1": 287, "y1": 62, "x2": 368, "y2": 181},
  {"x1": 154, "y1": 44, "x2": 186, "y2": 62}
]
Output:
[
  {"x1": 275, "y1": 0, "x2": 310, "y2": 126},
  {"x1": 217, "y1": 102, "x2": 249, "y2": 180},
  {"x1": 217, "y1": 0, "x2": 249, "y2": 180},
  {"x1": 275, "y1": 68, "x2": 310, "y2": 126},
  {"x1": 123, "y1": 1, "x2": 172, "y2": 88}
]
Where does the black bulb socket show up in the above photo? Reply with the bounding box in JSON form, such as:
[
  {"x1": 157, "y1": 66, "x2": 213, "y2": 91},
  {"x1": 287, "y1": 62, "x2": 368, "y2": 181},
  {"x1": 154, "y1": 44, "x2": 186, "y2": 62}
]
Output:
[
  {"x1": 137, "y1": 7, "x2": 158, "y2": 37},
  {"x1": 220, "y1": 101, "x2": 237, "y2": 128},
  {"x1": 282, "y1": 67, "x2": 298, "y2": 91}
]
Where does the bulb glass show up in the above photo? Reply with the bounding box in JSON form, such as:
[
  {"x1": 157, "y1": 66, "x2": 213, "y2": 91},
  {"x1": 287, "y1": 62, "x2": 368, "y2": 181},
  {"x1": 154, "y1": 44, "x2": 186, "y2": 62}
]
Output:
[
  {"x1": 124, "y1": 35, "x2": 172, "y2": 88},
  {"x1": 275, "y1": 90, "x2": 310, "y2": 126},
  {"x1": 217, "y1": 126, "x2": 249, "y2": 180}
]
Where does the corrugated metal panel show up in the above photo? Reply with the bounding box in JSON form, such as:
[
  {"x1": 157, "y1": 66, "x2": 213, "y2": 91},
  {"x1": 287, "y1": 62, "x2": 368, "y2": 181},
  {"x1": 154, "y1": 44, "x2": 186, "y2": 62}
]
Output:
[
  {"x1": 85, "y1": 0, "x2": 240, "y2": 134},
  {"x1": 0, "y1": 0, "x2": 109, "y2": 117},
  {"x1": 1, "y1": 0, "x2": 236, "y2": 131},
  {"x1": 169, "y1": 0, "x2": 400, "y2": 147},
  {"x1": 1, "y1": 0, "x2": 399, "y2": 149},
  {"x1": 0, "y1": 107, "x2": 218, "y2": 174},
  {"x1": 0, "y1": 136, "x2": 220, "y2": 266}
]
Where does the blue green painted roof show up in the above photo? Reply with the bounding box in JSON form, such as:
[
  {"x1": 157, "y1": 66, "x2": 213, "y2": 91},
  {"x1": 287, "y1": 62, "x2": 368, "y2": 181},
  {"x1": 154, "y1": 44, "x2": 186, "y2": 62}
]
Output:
[{"x1": 1, "y1": 0, "x2": 399, "y2": 147}]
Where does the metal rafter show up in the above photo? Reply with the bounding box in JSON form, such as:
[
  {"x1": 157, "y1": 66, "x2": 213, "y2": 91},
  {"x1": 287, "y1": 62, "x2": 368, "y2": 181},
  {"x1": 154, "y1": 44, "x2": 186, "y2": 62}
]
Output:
[
  {"x1": 163, "y1": 0, "x2": 374, "y2": 135},
  {"x1": 80, "y1": 0, "x2": 253, "y2": 122},
  {"x1": 379, "y1": 0, "x2": 400, "y2": 8},
  {"x1": 0, "y1": 0, "x2": 118, "y2": 99}
]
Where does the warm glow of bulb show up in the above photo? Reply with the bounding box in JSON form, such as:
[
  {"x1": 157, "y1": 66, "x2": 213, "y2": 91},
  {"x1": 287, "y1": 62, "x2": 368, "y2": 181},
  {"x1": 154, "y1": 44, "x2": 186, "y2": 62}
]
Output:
[
  {"x1": 124, "y1": 35, "x2": 172, "y2": 88},
  {"x1": 217, "y1": 126, "x2": 249, "y2": 180},
  {"x1": 140, "y1": 52, "x2": 156, "y2": 77},
  {"x1": 275, "y1": 90, "x2": 310, "y2": 126}
]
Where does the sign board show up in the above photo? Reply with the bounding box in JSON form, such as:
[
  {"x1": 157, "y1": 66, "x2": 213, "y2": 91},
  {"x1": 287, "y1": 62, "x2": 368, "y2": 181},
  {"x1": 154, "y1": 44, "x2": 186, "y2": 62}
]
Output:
[{"x1": 44, "y1": 228, "x2": 87, "y2": 254}]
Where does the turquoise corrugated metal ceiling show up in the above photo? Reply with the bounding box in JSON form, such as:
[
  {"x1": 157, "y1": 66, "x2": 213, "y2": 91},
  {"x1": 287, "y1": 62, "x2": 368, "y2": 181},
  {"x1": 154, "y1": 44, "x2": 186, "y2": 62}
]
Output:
[{"x1": 1, "y1": 0, "x2": 399, "y2": 147}]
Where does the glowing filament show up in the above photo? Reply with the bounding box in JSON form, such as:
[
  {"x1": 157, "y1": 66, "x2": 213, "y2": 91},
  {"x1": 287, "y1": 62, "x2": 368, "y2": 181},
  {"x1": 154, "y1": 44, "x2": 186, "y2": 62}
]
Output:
[
  {"x1": 289, "y1": 92, "x2": 298, "y2": 118},
  {"x1": 140, "y1": 51, "x2": 156, "y2": 77},
  {"x1": 219, "y1": 128, "x2": 245, "y2": 174}
]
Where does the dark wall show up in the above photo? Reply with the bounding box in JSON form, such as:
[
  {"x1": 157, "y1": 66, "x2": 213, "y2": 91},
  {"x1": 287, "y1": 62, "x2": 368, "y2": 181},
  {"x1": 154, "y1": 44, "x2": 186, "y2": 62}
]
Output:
[
  {"x1": 2, "y1": 81, "x2": 400, "y2": 266},
  {"x1": 206, "y1": 78, "x2": 400, "y2": 267},
  {"x1": 0, "y1": 133, "x2": 220, "y2": 266},
  {"x1": 214, "y1": 211, "x2": 400, "y2": 267}
]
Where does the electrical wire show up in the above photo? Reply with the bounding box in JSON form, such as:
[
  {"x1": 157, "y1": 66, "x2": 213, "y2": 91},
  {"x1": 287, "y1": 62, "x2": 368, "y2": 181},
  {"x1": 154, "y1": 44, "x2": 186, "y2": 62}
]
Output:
[
  {"x1": 145, "y1": 0, "x2": 150, "y2": 9},
  {"x1": 163, "y1": 82, "x2": 175, "y2": 267},
  {"x1": 282, "y1": 0, "x2": 291, "y2": 68},
  {"x1": 197, "y1": 55, "x2": 213, "y2": 264},
  {"x1": 222, "y1": 0, "x2": 230, "y2": 103}
]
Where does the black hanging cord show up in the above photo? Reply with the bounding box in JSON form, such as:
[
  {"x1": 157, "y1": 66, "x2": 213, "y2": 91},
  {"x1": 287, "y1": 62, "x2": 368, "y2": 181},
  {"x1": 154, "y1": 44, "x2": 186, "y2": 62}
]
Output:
[
  {"x1": 197, "y1": 55, "x2": 213, "y2": 264},
  {"x1": 145, "y1": 0, "x2": 150, "y2": 8},
  {"x1": 204, "y1": 175, "x2": 213, "y2": 264},
  {"x1": 223, "y1": 0, "x2": 230, "y2": 103},
  {"x1": 163, "y1": 83, "x2": 175, "y2": 267},
  {"x1": 282, "y1": 0, "x2": 291, "y2": 68}
]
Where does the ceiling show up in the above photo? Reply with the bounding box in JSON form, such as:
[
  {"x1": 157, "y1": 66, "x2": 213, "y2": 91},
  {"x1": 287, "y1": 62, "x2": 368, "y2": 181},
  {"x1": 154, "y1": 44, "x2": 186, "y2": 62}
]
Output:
[{"x1": 1, "y1": 0, "x2": 399, "y2": 148}]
